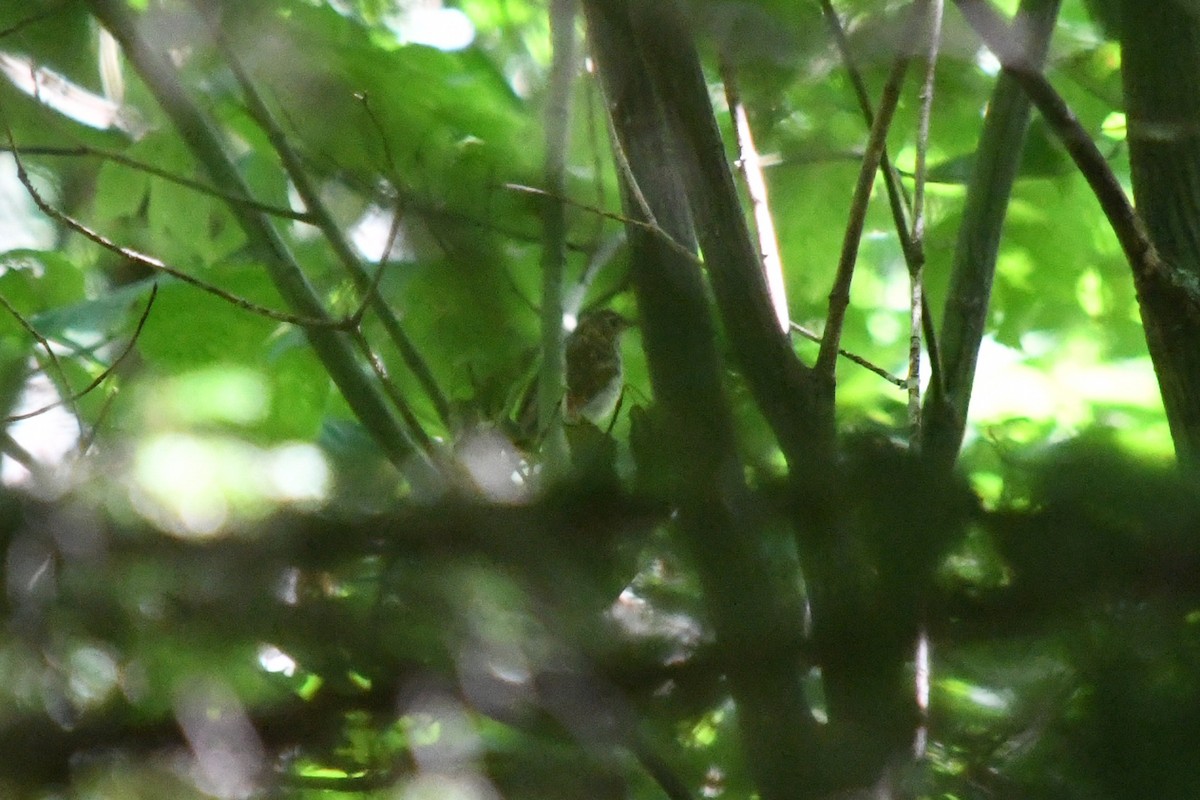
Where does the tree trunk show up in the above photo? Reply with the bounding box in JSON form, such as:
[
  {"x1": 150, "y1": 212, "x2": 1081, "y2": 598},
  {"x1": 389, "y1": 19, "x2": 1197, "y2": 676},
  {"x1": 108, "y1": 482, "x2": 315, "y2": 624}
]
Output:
[{"x1": 1119, "y1": 0, "x2": 1200, "y2": 468}]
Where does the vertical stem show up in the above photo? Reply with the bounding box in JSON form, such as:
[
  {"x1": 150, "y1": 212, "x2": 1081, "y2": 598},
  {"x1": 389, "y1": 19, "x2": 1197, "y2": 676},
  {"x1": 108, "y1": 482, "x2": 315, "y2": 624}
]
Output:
[
  {"x1": 538, "y1": 0, "x2": 578, "y2": 474},
  {"x1": 819, "y1": 0, "x2": 944, "y2": 392},
  {"x1": 923, "y1": 0, "x2": 1062, "y2": 470},
  {"x1": 817, "y1": 2, "x2": 925, "y2": 380},
  {"x1": 583, "y1": 4, "x2": 825, "y2": 797},
  {"x1": 908, "y1": 0, "x2": 943, "y2": 447},
  {"x1": 1118, "y1": 0, "x2": 1200, "y2": 468}
]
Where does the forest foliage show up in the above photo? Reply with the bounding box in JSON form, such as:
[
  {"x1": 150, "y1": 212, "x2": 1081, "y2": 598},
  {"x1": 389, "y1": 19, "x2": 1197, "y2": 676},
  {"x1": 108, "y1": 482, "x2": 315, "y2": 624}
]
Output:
[{"x1": 0, "y1": 1, "x2": 1198, "y2": 799}]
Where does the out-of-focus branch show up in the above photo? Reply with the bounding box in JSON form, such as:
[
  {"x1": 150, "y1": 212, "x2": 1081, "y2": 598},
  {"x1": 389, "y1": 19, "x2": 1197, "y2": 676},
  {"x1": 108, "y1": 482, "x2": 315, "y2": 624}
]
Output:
[
  {"x1": 623, "y1": 0, "x2": 830, "y2": 469},
  {"x1": 537, "y1": 0, "x2": 579, "y2": 473},
  {"x1": 202, "y1": 13, "x2": 453, "y2": 432},
  {"x1": 86, "y1": 0, "x2": 419, "y2": 470},
  {"x1": 817, "y1": 2, "x2": 926, "y2": 381}
]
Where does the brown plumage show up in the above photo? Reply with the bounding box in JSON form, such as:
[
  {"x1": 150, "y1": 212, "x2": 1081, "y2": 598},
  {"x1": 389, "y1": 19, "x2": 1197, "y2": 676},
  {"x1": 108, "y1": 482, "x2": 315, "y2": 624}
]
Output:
[{"x1": 565, "y1": 309, "x2": 632, "y2": 424}]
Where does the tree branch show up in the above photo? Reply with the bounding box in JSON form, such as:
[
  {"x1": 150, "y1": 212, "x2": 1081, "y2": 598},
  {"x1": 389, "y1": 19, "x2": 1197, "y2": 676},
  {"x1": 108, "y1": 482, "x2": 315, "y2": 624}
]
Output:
[
  {"x1": 818, "y1": 2, "x2": 924, "y2": 381},
  {"x1": 86, "y1": 0, "x2": 420, "y2": 470},
  {"x1": 202, "y1": 13, "x2": 453, "y2": 431},
  {"x1": 537, "y1": 0, "x2": 579, "y2": 473},
  {"x1": 818, "y1": 0, "x2": 944, "y2": 395},
  {"x1": 623, "y1": 0, "x2": 831, "y2": 469}
]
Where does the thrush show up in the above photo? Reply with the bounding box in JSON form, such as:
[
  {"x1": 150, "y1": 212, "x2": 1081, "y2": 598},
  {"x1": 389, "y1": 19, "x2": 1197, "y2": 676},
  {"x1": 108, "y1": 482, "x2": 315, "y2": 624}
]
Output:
[{"x1": 564, "y1": 309, "x2": 633, "y2": 425}]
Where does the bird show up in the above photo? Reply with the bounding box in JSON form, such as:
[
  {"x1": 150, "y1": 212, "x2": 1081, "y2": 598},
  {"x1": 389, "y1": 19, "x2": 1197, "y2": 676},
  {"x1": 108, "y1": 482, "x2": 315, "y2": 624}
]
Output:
[{"x1": 564, "y1": 309, "x2": 633, "y2": 426}]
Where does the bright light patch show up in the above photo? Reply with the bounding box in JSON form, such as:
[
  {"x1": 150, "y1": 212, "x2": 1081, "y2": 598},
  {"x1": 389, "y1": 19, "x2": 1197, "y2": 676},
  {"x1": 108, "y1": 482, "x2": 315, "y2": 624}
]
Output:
[
  {"x1": 131, "y1": 435, "x2": 256, "y2": 537},
  {"x1": 456, "y1": 430, "x2": 526, "y2": 503},
  {"x1": 0, "y1": 52, "x2": 141, "y2": 134},
  {"x1": 257, "y1": 644, "x2": 298, "y2": 677},
  {"x1": 976, "y1": 48, "x2": 1001, "y2": 77},
  {"x1": 1102, "y1": 112, "x2": 1127, "y2": 141},
  {"x1": 266, "y1": 443, "x2": 329, "y2": 502},
  {"x1": 174, "y1": 678, "x2": 265, "y2": 800},
  {"x1": 867, "y1": 310, "x2": 903, "y2": 345},
  {"x1": 1, "y1": 369, "x2": 79, "y2": 488},
  {"x1": 351, "y1": 204, "x2": 416, "y2": 262},
  {"x1": 390, "y1": 7, "x2": 476, "y2": 51},
  {"x1": 939, "y1": 677, "x2": 1013, "y2": 714},
  {"x1": 0, "y1": 157, "x2": 56, "y2": 251},
  {"x1": 1076, "y1": 268, "x2": 1106, "y2": 317},
  {"x1": 130, "y1": 435, "x2": 330, "y2": 537},
  {"x1": 67, "y1": 645, "x2": 120, "y2": 708}
]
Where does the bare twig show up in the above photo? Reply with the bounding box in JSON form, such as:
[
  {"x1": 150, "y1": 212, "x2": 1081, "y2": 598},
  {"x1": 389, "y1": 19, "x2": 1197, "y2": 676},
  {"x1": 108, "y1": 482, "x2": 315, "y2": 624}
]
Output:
[
  {"x1": 817, "y1": 1, "x2": 927, "y2": 379},
  {"x1": 350, "y1": 329, "x2": 434, "y2": 455},
  {"x1": 207, "y1": 24, "x2": 453, "y2": 430},
  {"x1": 341, "y1": 207, "x2": 444, "y2": 458},
  {"x1": 0, "y1": 8, "x2": 60, "y2": 40},
  {"x1": 819, "y1": 0, "x2": 944, "y2": 394},
  {"x1": 0, "y1": 143, "x2": 311, "y2": 221},
  {"x1": 21, "y1": 177, "x2": 343, "y2": 326},
  {"x1": 4, "y1": 117, "x2": 359, "y2": 330},
  {"x1": 600, "y1": 101, "x2": 664, "y2": 233},
  {"x1": 0, "y1": 290, "x2": 82, "y2": 431},
  {"x1": 951, "y1": 0, "x2": 1160, "y2": 282},
  {"x1": 3, "y1": 283, "x2": 157, "y2": 423},
  {"x1": 504, "y1": 182, "x2": 699, "y2": 265},
  {"x1": 574, "y1": 231, "x2": 627, "y2": 312},
  {"x1": 347, "y1": 203, "x2": 404, "y2": 329},
  {"x1": 790, "y1": 322, "x2": 905, "y2": 388},
  {"x1": 583, "y1": 67, "x2": 610, "y2": 258},
  {"x1": 908, "y1": 0, "x2": 944, "y2": 447},
  {"x1": 353, "y1": 92, "x2": 399, "y2": 184}
]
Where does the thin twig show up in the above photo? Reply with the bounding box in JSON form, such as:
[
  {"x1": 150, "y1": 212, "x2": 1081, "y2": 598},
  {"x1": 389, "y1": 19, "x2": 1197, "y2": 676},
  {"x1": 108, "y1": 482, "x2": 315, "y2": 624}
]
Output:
[
  {"x1": 908, "y1": 0, "x2": 944, "y2": 448},
  {"x1": 347, "y1": 203, "x2": 404, "y2": 329},
  {"x1": 4, "y1": 120, "x2": 355, "y2": 329},
  {"x1": 76, "y1": 386, "x2": 120, "y2": 457},
  {"x1": 0, "y1": 143, "x2": 311, "y2": 221},
  {"x1": 790, "y1": 322, "x2": 905, "y2": 388},
  {"x1": 504, "y1": 182, "x2": 699, "y2": 265},
  {"x1": 353, "y1": 92, "x2": 399, "y2": 184},
  {"x1": 583, "y1": 65, "x2": 610, "y2": 262},
  {"x1": 573, "y1": 230, "x2": 627, "y2": 313},
  {"x1": 909, "y1": 1, "x2": 943, "y2": 762},
  {"x1": 817, "y1": 1, "x2": 927, "y2": 378},
  {"x1": 0, "y1": 8, "x2": 59, "y2": 40},
  {"x1": 20, "y1": 175, "x2": 343, "y2": 326},
  {"x1": 350, "y1": 329, "x2": 434, "y2": 455},
  {"x1": 3, "y1": 284, "x2": 157, "y2": 423},
  {"x1": 344, "y1": 207, "x2": 442, "y2": 458},
  {"x1": 0, "y1": 289, "x2": 83, "y2": 431},
  {"x1": 206, "y1": 17, "x2": 452, "y2": 430},
  {"x1": 597, "y1": 95, "x2": 668, "y2": 240},
  {"x1": 819, "y1": 0, "x2": 945, "y2": 395},
  {"x1": 951, "y1": 0, "x2": 1161, "y2": 283}
]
